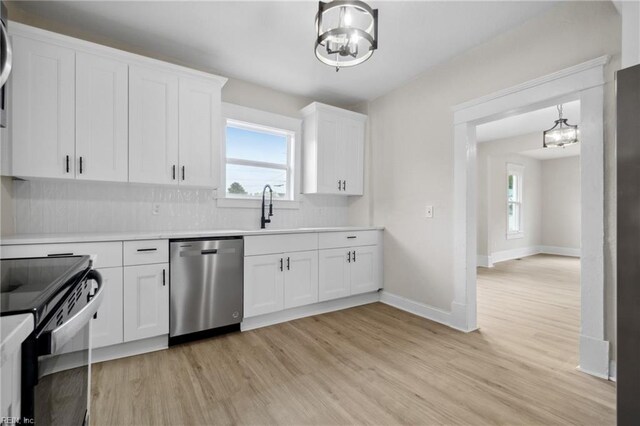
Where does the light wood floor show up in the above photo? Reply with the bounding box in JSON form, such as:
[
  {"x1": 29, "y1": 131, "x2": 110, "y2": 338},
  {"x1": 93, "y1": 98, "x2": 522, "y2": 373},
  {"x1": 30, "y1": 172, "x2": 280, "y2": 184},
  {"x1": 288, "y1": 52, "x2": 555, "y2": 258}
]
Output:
[{"x1": 91, "y1": 254, "x2": 615, "y2": 425}]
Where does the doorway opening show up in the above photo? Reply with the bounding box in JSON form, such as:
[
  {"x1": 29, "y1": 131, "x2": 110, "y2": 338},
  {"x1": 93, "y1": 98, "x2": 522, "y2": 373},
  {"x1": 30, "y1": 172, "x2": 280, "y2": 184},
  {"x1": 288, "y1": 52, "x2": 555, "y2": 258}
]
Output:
[
  {"x1": 474, "y1": 101, "x2": 582, "y2": 369},
  {"x1": 450, "y1": 56, "x2": 610, "y2": 379}
]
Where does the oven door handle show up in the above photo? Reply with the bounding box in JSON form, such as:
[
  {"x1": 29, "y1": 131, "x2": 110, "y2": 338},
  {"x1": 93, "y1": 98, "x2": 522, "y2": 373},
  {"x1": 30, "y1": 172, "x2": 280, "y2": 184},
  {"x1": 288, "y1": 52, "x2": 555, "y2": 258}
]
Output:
[{"x1": 49, "y1": 270, "x2": 104, "y2": 354}]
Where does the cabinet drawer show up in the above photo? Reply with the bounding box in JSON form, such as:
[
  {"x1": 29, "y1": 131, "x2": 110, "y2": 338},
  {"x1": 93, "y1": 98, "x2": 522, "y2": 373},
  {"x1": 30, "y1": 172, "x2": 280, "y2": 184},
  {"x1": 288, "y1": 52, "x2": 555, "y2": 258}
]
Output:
[
  {"x1": 1, "y1": 242, "x2": 123, "y2": 268},
  {"x1": 318, "y1": 231, "x2": 380, "y2": 249},
  {"x1": 244, "y1": 233, "x2": 318, "y2": 256},
  {"x1": 124, "y1": 240, "x2": 168, "y2": 266}
]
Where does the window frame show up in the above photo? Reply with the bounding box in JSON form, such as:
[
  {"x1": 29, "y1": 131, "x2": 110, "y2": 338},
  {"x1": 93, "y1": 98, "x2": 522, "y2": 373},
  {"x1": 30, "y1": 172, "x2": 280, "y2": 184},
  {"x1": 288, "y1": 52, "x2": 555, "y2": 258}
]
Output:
[
  {"x1": 218, "y1": 103, "x2": 302, "y2": 209},
  {"x1": 506, "y1": 163, "x2": 524, "y2": 239}
]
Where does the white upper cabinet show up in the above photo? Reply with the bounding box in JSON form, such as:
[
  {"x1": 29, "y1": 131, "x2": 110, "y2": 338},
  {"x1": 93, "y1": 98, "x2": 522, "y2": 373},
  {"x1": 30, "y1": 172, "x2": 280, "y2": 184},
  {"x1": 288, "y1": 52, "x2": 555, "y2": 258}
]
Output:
[
  {"x1": 301, "y1": 102, "x2": 367, "y2": 196},
  {"x1": 76, "y1": 52, "x2": 129, "y2": 182},
  {"x1": 128, "y1": 66, "x2": 179, "y2": 185},
  {"x1": 178, "y1": 77, "x2": 222, "y2": 188},
  {"x1": 7, "y1": 23, "x2": 226, "y2": 186},
  {"x1": 11, "y1": 35, "x2": 76, "y2": 179}
]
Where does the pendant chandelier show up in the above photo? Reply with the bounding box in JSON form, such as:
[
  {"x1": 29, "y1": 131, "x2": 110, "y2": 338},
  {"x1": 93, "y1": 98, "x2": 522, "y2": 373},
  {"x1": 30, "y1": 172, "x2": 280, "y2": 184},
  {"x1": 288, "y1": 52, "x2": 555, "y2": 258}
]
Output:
[
  {"x1": 543, "y1": 104, "x2": 579, "y2": 148},
  {"x1": 315, "y1": 0, "x2": 378, "y2": 72}
]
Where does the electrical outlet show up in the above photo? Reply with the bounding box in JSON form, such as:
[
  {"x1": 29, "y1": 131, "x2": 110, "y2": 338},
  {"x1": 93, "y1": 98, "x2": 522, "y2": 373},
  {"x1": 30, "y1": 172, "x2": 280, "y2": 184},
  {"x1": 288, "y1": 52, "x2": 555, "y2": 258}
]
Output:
[
  {"x1": 425, "y1": 205, "x2": 433, "y2": 218},
  {"x1": 152, "y1": 203, "x2": 161, "y2": 216}
]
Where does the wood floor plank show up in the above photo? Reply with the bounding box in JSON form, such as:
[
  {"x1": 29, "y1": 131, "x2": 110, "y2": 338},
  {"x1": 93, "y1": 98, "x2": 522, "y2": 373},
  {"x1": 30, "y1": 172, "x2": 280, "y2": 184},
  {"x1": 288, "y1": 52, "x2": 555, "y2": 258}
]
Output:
[{"x1": 91, "y1": 254, "x2": 615, "y2": 425}]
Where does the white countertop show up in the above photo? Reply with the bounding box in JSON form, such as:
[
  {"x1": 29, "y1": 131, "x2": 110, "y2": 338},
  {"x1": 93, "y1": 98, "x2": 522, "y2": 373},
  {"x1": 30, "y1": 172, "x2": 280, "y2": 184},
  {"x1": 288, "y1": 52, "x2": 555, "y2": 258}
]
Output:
[
  {"x1": 0, "y1": 314, "x2": 34, "y2": 365},
  {"x1": 0, "y1": 226, "x2": 384, "y2": 245}
]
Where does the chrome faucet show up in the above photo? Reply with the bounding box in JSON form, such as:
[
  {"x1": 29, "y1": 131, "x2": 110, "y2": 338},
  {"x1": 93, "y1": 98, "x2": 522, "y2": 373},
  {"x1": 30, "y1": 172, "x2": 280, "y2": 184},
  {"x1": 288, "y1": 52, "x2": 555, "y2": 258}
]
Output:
[{"x1": 261, "y1": 184, "x2": 274, "y2": 229}]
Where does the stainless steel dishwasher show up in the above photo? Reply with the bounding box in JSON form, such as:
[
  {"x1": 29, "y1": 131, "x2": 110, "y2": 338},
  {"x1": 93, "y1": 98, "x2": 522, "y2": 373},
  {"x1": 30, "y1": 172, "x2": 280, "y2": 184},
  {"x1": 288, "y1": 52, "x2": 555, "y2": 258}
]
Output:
[{"x1": 169, "y1": 237, "x2": 243, "y2": 345}]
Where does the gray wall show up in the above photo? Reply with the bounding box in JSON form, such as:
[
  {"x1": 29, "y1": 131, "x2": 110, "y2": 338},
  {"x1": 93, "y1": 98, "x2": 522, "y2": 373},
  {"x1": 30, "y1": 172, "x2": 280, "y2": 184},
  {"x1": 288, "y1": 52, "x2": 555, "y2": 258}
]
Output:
[{"x1": 541, "y1": 156, "x2": 581, "y2": 250}]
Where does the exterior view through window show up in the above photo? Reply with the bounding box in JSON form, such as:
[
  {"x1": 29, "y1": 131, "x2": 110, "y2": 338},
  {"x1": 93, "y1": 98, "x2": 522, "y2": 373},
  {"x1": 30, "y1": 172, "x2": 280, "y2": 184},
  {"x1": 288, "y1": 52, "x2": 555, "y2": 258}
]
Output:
[
  {"x1": 507, "y1": 163, "x2": 524, "y2": 238},
  {"x1": 224, "y1": 120, "x2": 294, "y2": 199}
]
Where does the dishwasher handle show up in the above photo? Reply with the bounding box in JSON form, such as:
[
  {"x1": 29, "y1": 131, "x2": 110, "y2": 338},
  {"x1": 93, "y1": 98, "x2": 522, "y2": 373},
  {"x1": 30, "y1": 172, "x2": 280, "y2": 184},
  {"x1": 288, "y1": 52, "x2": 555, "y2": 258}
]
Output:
[{"x1": 201, "y1": 249, "x2": 218, "y2": 255}]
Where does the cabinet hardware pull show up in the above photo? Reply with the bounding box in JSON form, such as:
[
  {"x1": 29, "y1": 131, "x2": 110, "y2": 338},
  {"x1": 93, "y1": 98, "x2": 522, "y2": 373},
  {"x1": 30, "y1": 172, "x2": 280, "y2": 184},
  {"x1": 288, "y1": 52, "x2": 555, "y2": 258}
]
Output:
[
  {"x1": 182, "y1": 166, "x2": 185, "y2": 181},
  {"x1": 346, "y1": 236, "x2": 357, "y2": 239},
  {"x1": 162, "y1": 269, "x2": 166, "y2": 286},
  {"x1": 287, "y1": 257, "x2": 290, "y2": 270},
  {"x1": 137, "y1": 248, "x2": 157, "y2": 252},
  {"x1": 48, "y1": 252, "x2": 73, "y2": 257},
  {"x1": 348, "y1": 251, "x2": 351, "y2": 263},
  {"x1": 338, "y1": 180, "x2": 342, "y2": 191},
  {"x1": 79, "y1": 157, "x2": 83, "y2": 174},
  {"x1": 65, "y1": 155, "x2": 70, "y2": 173},
  {"x1": 353, "y1": 251, "x2": 356, "y2": 262},
  {"x1": 280, "y1": 258, "x2": 283, "y2": 271},
  {"x1": 172, "y1": 165, "x2": 176, "y2": 180},
  {"x1": 343, "y1": 180, "x2": 346, "y2": 191}
]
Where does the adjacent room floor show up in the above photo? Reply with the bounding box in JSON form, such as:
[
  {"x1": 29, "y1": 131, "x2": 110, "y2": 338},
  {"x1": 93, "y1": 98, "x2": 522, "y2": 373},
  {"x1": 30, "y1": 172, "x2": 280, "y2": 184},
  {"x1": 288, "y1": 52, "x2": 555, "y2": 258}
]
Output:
[{"x1": 92, "y1": 254, "x2": 615, "y2": 425}]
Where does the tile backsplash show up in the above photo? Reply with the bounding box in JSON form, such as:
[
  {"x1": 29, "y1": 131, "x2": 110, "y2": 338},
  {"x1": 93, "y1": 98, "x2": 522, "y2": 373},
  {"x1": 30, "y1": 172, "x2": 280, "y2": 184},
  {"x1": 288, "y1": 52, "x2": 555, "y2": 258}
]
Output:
[{"x1": 11, "y1": 180, "x2": 349, "y2": 234}]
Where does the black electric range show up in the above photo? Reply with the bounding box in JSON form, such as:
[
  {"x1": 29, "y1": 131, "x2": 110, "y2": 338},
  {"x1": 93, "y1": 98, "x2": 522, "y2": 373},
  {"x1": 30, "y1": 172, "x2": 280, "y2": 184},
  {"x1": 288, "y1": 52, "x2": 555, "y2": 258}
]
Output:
[{"x1": 0, "y1": 255, "x2": 103, "y2": 425}]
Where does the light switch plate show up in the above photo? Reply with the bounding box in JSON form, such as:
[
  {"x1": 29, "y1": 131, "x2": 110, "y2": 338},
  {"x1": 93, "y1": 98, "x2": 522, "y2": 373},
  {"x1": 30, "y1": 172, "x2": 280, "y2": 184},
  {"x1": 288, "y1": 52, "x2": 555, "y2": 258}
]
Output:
[
  {"x1": 152, "y1": 203, "x2": 161, "y2": 215},
  {"x1": 425, "y1": 205, "x2": 433, "y2": 218}
]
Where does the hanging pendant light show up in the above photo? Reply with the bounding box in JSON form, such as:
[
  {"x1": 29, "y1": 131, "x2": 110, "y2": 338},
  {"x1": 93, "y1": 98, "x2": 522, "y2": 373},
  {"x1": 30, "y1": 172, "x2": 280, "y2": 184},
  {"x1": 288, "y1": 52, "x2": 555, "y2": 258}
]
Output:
[
  {"x1": 543, "y1": 104, "x2": 579, "y2": 148},
  {"x1": 315, "y1": 0, "x2": 378, "y2": 72}
]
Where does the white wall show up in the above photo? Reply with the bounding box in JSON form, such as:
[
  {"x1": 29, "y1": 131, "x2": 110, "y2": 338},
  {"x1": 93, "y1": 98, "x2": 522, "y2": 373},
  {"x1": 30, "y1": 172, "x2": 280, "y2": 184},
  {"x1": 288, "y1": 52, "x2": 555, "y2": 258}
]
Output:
[
  {"x1": 541, "y1": 156, "x2": 581, "y2": 250},
  {"x1": 349, "y1": 1, "x2": 619, "y2": 356}
]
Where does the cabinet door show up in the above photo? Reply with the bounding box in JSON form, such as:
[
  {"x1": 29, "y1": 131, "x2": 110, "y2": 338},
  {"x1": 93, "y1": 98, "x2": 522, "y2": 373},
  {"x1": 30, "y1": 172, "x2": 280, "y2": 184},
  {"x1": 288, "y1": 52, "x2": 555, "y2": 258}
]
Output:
[
  {"x1": 316, "y1": 112, "x2": 344, "y2": 194},
  {"x1": 11, "y1": 36, "x2": 75, "y2": 179},
  {"x1": 92, "y1": 267, "x2": 124, "y2": 348},
  {"x1": 178, "y1": 77, "x2": 221, "y2": 188},
  {"x1": 318, "y1": 248, "x2": 350, "y2": 301},
  {"x1": 350, "y1": 245, "x2": 381, "y2": 295},
  {"x1": 129, "y1": 66, "x2": 179, "y2": 185},
  {"x1": 76, "y1": 52, "x2": 128, "y2": 182},
  {"x1": 123, "y1": 263, "x2": 169, "y2": 342},
  {"x1": 284, "y1": 250, "x2": 318, "y2": 309},
  {"x1": 244, "y1": 254, "x2": 284, "y2": 317},
  {"x1": 342, "y1": 118, "x2": 365, "y2": 195}
]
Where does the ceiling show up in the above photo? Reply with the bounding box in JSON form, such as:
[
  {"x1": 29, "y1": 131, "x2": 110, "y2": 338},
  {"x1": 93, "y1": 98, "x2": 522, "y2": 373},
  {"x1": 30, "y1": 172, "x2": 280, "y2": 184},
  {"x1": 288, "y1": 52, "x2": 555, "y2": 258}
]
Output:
[
  {"x1": 476, "y1": 100, "x2": 581, "y2": 143},
  {"x1": 11, "y1": 1, "x2": 557, "y2": 106},
  {"x1": 519, "y1": 144, "x2": 580, "y2": 160}
]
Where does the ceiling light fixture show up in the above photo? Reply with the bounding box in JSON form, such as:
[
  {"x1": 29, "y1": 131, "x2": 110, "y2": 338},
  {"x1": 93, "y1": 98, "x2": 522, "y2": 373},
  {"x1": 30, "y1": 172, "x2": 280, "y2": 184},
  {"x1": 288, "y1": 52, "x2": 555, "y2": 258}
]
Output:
[
  {"x1": 315, "y1": 0, "x2": 378, "y2": 72},
  {"x1": 543, "y1": 104, "x2": 579, "y2": 148}
]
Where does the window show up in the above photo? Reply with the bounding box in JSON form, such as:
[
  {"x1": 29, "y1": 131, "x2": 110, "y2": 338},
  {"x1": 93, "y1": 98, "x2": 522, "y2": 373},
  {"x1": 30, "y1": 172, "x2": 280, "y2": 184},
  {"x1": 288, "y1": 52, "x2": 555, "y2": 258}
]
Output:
[
  {"x1": 224, "y1": 119, "x2": 295, "y2": 200},
  {"x1": 506, "y1": 163, "x2": 524, "y2": 239}
]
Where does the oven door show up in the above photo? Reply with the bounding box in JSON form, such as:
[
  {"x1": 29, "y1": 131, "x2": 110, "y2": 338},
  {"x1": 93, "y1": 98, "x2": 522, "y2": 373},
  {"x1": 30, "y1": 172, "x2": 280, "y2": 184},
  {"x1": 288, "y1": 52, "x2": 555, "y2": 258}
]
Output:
[{"x1": 30, "y1": 270, "x2": 104, "y2": 425}]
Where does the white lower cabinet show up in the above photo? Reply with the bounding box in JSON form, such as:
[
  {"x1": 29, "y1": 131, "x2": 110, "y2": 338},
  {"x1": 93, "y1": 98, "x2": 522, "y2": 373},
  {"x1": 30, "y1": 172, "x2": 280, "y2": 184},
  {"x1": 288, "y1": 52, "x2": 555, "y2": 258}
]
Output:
[
  {"x1": 318, "y1": 248, "x2": 351, "y2": 302},
  {"x1": 244, "y1": 250, "x2": 319, "y2": 318},
  {"x1": 319, "y1": 245, "x2": 381, "y2": 302},
  {"x1": 92, "y1": 267, "x2": 124, "y2": 348},
  {"x1": 123, "y1": 263, "x2": 169, "y2": 342},
  {"x1": 244, "y1": 254, "x2": 285, "y2": 317},
  {"x1": 284, "y1": 251, "x2": 319, "y2": 309}
]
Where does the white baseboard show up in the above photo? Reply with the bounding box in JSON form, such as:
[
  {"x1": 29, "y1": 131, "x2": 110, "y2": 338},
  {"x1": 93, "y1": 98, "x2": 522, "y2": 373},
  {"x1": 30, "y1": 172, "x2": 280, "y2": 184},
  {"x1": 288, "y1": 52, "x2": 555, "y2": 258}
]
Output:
[
  {"x1": 491, "y1": 246, "x2": 541, "y2": 264},
  {"x1": 241, "y1": 292, "x2": 381, "y2": 332},
  {"x1": 577, "y1": 334, "x2": 610, "y2": 379},
  {"x1": 484, "y1": 245, "x2": 581, "y2": 266},
  {"x1": 609, "y1": 360, "x2": 617, "y2": 381},
  {"x1": 93, "y1": 335, "x2": 168, "y2": 364},
  {"x1": 477, "y1": 255, "x2": 493, "y2": 268},
  {"x1": 380, "y1": 291, "x2": 452, "y2": 328},
  {"x1": 538, "y1": 245, "x2": 580, "y2": 257}
]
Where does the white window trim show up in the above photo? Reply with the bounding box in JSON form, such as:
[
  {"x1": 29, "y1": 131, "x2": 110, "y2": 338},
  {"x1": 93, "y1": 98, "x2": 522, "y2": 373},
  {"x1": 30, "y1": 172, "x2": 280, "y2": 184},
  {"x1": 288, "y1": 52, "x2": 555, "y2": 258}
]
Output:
[
  {"x1": 506, "y1": 163, "x2": 524, "y2": 240},
  {"x1": 218, "y1": 103, "x2": 302, "y2": 209}
]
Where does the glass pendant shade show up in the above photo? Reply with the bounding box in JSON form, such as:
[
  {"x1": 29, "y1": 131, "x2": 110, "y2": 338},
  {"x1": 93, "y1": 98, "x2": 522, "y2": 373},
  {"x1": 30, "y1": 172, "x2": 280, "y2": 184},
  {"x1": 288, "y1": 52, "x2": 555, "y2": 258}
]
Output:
[
  {"x1": 315, "y1": 0, "x2": 378, "y2": 71},
  {"x1": 543, "y1": 105, "x2": 579, "y2": 148}
]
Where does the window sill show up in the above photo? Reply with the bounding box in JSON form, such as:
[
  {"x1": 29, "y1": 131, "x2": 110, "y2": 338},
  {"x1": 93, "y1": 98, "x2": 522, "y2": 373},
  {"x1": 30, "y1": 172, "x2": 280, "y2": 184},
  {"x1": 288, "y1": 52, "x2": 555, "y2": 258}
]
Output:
[
  {"x1": 217, "y1": 197, "x2": 301, "y2": 210},
  {"x1": 506, "y1": 232, "x2": 524, "y2": 240}
]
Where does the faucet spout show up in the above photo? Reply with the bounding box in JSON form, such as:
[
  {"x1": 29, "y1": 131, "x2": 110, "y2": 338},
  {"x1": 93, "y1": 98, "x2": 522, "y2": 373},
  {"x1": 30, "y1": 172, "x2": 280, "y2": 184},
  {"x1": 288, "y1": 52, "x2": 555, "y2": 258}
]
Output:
[{"x1": 261, "y1": 184, "x2": 273, "y2": 229}]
